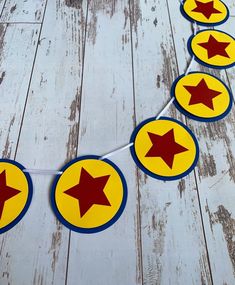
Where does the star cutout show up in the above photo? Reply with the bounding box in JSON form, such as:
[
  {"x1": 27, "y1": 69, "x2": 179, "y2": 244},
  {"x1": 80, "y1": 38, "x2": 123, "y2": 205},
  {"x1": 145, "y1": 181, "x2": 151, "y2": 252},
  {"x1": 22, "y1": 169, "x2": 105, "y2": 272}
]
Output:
[
  {"x1": 145, "y1": 129, "x2": 189, "y2": 169},
  {"x1": 198, "y1": 35, "x2": 230, "y2": 59},
  {"x1": 192, "y1": 0, "x2": 222, "y2": 19},
  {"x1": 184, "y1": 78, "x2": 221, "y2": 110},
  {"x1": 64, "y1": 167, "x2": 111, "y2": 218},
  {"x1": 0, "y1": 170, "x2": 21, "y2": 220}
]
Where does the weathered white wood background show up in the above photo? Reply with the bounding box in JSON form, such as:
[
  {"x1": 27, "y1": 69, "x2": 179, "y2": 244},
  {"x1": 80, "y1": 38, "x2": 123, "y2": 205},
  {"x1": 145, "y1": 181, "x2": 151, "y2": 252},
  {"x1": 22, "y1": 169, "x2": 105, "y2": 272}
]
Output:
[{"x1": 0, "y1": 0, "x2": 235, "y2": 284}]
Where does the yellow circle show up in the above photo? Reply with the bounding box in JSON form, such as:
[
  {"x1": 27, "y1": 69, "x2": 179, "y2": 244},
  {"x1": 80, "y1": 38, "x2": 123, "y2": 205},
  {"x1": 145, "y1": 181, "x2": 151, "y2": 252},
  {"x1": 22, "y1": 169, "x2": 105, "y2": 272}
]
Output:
[
  {"x1": 174, "y1": 73, "x2": 231, "y2": 120},
  {"x1": 54, "y1": 158, "x2": 125, "y2": 230},
  {"x1": 0, "y1": 162, "x2": 31, "y2": 230},
  {"x1": 191, "y1": 30, "x2": 235, "y2": 67},
  {"x1": 183, "y1": 0, "x2": 228, "y2": 25},
  {"x1": 133, "y1": 119, "x2": 198, "y2": 179}
]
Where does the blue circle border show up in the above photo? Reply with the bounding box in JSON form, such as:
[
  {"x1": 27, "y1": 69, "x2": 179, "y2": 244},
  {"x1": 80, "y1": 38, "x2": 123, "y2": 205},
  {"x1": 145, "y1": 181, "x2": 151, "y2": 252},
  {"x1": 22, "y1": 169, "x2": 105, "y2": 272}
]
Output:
[
  {"x1": 130, "y1": 117, "x2": 199, "y2": 181},
  {"x1": 187, "y1": 29, "x2": 235, "y2": 69},
  {"x1": 171, "y1": 71, "x2": 233, "y2": 122},
  {"x1": 0, "y1": 159, "x2": 33, "y2": 234},
  {"x1": 50, "y1": 155, "x2": 128, "y2": 234},
  {"x1": 180, "y1": 0, "x2": 229, "y2": 27}
]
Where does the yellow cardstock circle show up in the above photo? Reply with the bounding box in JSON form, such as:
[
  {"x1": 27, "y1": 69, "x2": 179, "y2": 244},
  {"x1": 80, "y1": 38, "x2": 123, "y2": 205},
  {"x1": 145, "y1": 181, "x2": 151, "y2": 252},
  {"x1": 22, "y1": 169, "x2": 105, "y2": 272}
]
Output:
[
  {"x1": 133, "y1": 119, "x2": 198, "y2": 178},
  {"x1": 0, "y1": 162, "x2": 30, "y2": 230},
  {"x1": 174, "y1": 73, "x2": 231, "y2": 120},
  {"x1": 54, "y1": 159, "x2": 125, "y2": 229},
  {"x1": 183, "y1": 0, "x2": 228, "y2": 25},
  {"x1": 191, "y1": 30, "x2": 235, "y2": 67}
]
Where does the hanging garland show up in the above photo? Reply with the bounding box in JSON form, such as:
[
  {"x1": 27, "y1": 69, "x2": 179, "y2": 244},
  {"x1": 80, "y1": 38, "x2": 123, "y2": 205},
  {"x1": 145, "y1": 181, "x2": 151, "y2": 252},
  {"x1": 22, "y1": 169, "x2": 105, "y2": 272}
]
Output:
[
  {"x1": 188, "y1": 29, "x2": 235, "y2": 68},
  {"x1": 0, "y1": 160, "x2": 33, "y2": 234},
  {"x1": 51, "y1": 155, "x2": 128, "y2": 234},
  {"x1": 181, "y1": 0, "x2": 229, "y2": 26},
  {"x1": 0, "y1": 0, "x2": 234, "y2": 234},
  {"x1": 172, "y1": 71, "x2": 233, "y2": 121},
  {"x1": 130, "y1": 117, "x2": 199, "y2": 180}
]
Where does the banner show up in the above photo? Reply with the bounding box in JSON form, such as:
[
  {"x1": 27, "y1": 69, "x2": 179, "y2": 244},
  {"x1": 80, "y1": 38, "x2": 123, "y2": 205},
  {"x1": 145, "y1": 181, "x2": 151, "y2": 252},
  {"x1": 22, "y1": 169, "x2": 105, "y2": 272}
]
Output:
[{"x1": 0, "y1": 0, "x2": 233, "y2": 233}]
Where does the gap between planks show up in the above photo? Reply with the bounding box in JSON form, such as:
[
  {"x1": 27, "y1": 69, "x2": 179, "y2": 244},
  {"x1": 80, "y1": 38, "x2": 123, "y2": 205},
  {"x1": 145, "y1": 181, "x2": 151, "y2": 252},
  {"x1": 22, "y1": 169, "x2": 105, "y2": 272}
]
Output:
[{"x1": 13, "y1": 0, "x2": 48, "y2": 160}]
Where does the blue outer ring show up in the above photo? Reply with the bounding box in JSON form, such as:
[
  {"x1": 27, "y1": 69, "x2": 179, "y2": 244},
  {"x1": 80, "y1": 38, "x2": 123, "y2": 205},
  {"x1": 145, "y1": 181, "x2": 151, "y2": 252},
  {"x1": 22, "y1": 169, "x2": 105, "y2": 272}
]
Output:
[
  {"x1": 50, "y1": 155, "x2": 128, "y2": 234},
  {"x1": 0, "y1": 159, "x2": 33, "y2": 234},
  {"x1": 187, "y1": 29, "x2": 235, "y2": 69},
  {"x1": 180, "y1": 0, "x2": 229, "y2": 27},
  {"x1": 130, "y1": 117, "x2": 199, "y2": 181},
  {"x1": 171, "y1": 71, "x2": 233, "y2": 122}
]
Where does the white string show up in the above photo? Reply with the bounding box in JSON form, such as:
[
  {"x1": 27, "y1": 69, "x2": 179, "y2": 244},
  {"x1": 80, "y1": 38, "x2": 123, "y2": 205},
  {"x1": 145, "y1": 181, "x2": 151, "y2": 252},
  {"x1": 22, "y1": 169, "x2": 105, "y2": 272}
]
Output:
[
  {"x1": 193, "y1": 21, "x2": 197, "y2": 35},
  {"x1": 21, "y1": 4, "x2": 198, "y2": 175},
  {"x1": 23, "y1": 169, "x2": 63, "y2": 175},
  {"x1": 155, "y1": 97, "x2": 175, "y2": 120},
  {"x1": 185, "y1": 22, "x2": 198, "y2": 76},
  {"x1": 185, "y1": 55, "x2": 195, "y2": 75},
  {"x1": 100, "y1": 142, "x2": 134, "y2": 160}
]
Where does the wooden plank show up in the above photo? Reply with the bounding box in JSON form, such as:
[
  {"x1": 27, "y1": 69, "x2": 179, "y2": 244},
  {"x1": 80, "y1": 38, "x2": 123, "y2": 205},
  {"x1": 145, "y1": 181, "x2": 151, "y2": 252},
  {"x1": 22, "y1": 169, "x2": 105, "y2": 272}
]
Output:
[
  {"x1": 0, "y1": 1, "x2": 87, "y2": 284},
  {"x1": 167, "y1": 1, "x2": 235, "y2": 284},
  {"x1": 130, "y1": 1, "x2": 212, "y2": 284},
  {"x1": 0, "y1": 23, "x2": 40, "y2": 159},
  {"x1": 0, "y1": 23, "x2": 40, "y2": 284},
  {"x1": 0, "y1": 0, "x2": 5, "y2": 15},
  {"x1": 226, "y1": 1, "x2": 235, "y2": 11},
  {"x1": 0, "y1": 0, "x2": 47, "y2": 23},
  {"x1": 66, "y1": 1, "x2": 142, "y2": 285}
]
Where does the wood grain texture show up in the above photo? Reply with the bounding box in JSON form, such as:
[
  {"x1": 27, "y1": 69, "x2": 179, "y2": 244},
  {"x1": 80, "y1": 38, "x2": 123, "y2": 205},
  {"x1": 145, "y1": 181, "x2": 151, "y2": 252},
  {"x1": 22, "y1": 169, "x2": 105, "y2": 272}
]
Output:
[
  {"x1": 0, "y1": 0, "x2": 4, "y2": 15},
  {"x1": 0, "y1": 0, "x2": 234, "y2": 284},
  {"x1": 130, "y1": 1, "x2": 212, "y2": 284},
  {"x1": 0, "y1": 0, "x2": 87, "y2": 284},
  {"x1": 0, "y1": 0, "x2": 47, "y2": 23},
  {"x1": 226, "y1": 0, "x2": 235, "y2": 11},
  {"x1": 66, "y1": 1, "x2": 142, "y2": 284},
  {"x1": 0, "y1": 23, "x2": 40, "y2": 159},
  {"x1": 0, "y1": 23, "x2": 40, "y2": 284},
  {"x1": 168, "y1": 0, "x2": 235, "y2": 284}
]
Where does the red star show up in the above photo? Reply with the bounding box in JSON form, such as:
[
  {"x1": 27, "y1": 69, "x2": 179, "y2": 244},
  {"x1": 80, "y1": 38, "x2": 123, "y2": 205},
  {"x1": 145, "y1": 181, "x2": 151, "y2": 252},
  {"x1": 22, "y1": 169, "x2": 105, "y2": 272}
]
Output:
[
  {"x1": 184, "y1": 78, "x2": 221, "y2": 110},
  {"x1": 0, "y1": 170, "x2": 21, "y2": 220},
  {"x1": 64, "y1": 167, "x2": 111, "y2": 218},
  {"x1": 192, "y1": 0, "x2": 222, "y2": 19},
  {"x1": 198, "y1": 35, "x2": 230, "y2": 59},
  {"x1": 145, "y1": 129, "x2": 189, "y2": 169}
]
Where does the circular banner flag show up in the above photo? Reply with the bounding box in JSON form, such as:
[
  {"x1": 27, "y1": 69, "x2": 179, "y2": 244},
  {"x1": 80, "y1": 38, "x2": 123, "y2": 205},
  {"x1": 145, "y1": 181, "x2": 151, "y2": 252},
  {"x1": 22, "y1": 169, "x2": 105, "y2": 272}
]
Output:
[
  {"x1": 51, "y1": 156, "x2": 127, "y2": 233},
  {"x1": 172, "y1": 72, "x2": 233, "y2": 121},
  {"x1": 130, "y1": 117, "x2": 199, "y2": 180},
  {"x1": 181, "y1": 0, "x2": 229, "y2": 26},
  {"x1": 0, "y1": 159, "x2": 33, "y2": 234},
  {"x1": 188, "y1": 29, "x2": 235, "y2": 69}
]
